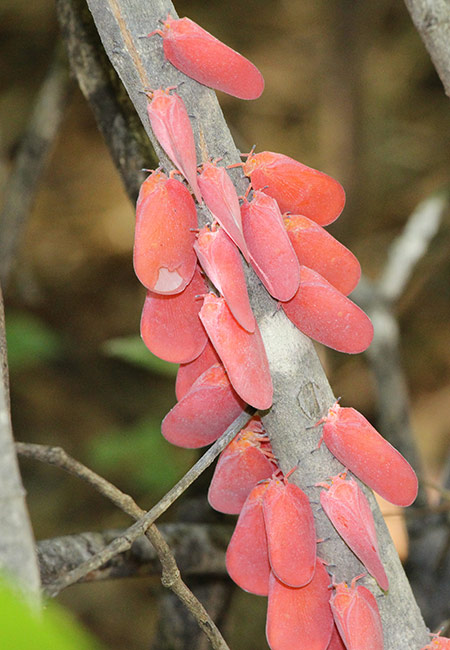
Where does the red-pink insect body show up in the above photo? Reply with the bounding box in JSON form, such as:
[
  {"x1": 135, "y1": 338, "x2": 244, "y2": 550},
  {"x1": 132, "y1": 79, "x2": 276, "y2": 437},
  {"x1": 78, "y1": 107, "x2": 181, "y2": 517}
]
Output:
[
  {"x1": 266, "y1": 560, "x2": 334, "y2": 650},
  {"x1": 284, "y1": 214, "x2": 361, "y2": 296},
  {"x1": 148, "y1": 16, "x2": 264, "y2": 100},
  {"x1": 140, "y1": 266, "x2": 207, "y2": 364},
  {"x1": 226, "y1": 482, "x2": 271, "y2": 596},
  {"x1": 146, "y1": 88, "x2": 202, "y2": 201},
  {"x1": 318, "y1": 403, "x2": 418, "y2": 507},
  {"x1": 262, "y1": 477, "x2": 317, "y2": 587},
  {"x1": 328, "y1": 625, "x2": 347, "y2": 650},
  {"x1": 281, "y1": 266, "x2": 374, "y2": 354},
  {"x1": 175, "y1": 339, "x2": 220, "y2": 401},
  {"x1": 199, "y1": 293, "x2": 273, "y2": 410},
  {"x1": 318, "y1": 473, "x2": 389, "y2": 590},
  {"x1": 134, "y1": 172, "x2": 197, "y2": 294},
  {"x1": 161, "y1": 364, "x2": 245, "y2": 448},
  {"x1": 421, "y1": 633, "x2": 450, "y2": 649},
  {"x1": 241, "y1": 191, "x2": 300, "y2": 302},
  {"x1": 242, "y1": 151, "x2": 346, "y2": 226},
  {"x1": 208, "y1": 418, "x2": 275, "y2": 514},
  {"x1": 330, "y1": 577, "x2": 384, "y2": 650},
  {"x1": 197, "y1": 162, "x2": 250, "y2": 261},
  {"x1": 194, "y1": 225, "x2": 255, "y2": 332}
]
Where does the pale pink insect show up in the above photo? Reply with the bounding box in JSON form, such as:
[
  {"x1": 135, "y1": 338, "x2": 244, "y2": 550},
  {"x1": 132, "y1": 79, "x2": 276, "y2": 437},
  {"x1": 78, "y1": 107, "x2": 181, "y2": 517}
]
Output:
[
  {"x1": 134, "y1": 171, "x2": 197, "y2": 294},
  {"x1": 194, "y1": 225, "x2": 255, "y2": 332},
  {"x1": 146, "y1": 87, "x2": 202, "y2": 202},
  {"x1": 317, "y1": 402, "x2": 418, "y2": 507},
  {"x1": 241, "y1": 190, "x2": 301, "y2": 302},
  {"x1": 147, "y1": 15, "x2": 264, "y2": 100},
  {"x1": 317, "y1": 472, "x2": 389, "y2": 591},
  {"x1": 175, "y1": 339, "x2": 220, "y2": 401},
  {"x1": 199, "y1": 293, "x2": 273, "y2": 410},
  {"x1": 329, "y1": 576, "x2": 384, "y2": 650}
]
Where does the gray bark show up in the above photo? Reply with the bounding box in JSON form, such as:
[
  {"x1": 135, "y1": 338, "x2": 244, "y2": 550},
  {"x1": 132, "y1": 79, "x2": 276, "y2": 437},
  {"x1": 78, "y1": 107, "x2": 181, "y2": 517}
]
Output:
[{"x1": 80, "y1": 0, "x2": 429, "y2": 647}]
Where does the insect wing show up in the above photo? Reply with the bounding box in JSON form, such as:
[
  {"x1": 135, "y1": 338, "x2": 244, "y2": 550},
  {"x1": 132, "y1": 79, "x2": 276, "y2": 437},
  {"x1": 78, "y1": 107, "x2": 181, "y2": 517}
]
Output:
[
  {"x1": 147, "y1": 89, "x2": 202, "y2": 201},
  {"x1": 282, "y1": 266, "x2": 373, "y2": 354},
  {"x1": 161, "y1": 364, "x2": 245, "y2": 448},
  {"x1": 226, "y1": 483, "x2": 271, "y2": 595},
  {"x1": 262, "y1": 480, "x2": 316, "y2": 587},
  {"x1": 284, "y1": 215, "x2": 360, "y2": 296},
  {"x1": 208, "y1": 431, "x2": 275, "y2": 513},
  {"x1": 327, "y1": 625, "x2": 346, "y2": 650},
  {"x1": 140, "y1": 267, "x2": 207, "y2": 364},
  {"x1": 199, "y1": 294, "x2": 273, "y2": 410},
  {"x1": 194, "y1": 227, "x2": 255, "y2": 332},
  {"x1": 243, "y1": 151, "x2": 345, "y2": 226},
  {"x1": 157, "y1": 16, "x2": 264, "y2": 100},
  {"x1": 322, "y1": 405, "x2": 418, "y2": 507},
  {"x1": 241, "y1": 192, "x2": 300, "y2": 301},
  {"x1": 266, "y1": 561, "x2": 334, "y2": 650},
  {"x1": 320, "y1": 475, "x2": 389, "y2": 590},
  {"x1": 175, "y1": 339, "x2": 220, "y2": 400},
  {"x1": 134, "y1": 177, "x2": 197, "y2": 293},
  {"x1": 330, "y1": 581, "x2": 384, "y2": 650}
]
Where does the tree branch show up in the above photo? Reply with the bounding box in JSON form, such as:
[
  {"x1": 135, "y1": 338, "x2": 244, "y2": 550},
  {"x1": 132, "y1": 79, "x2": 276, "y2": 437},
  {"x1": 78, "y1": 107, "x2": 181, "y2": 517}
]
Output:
[{"x1": 404, "y1": 0, "x2": 450, "y2": 98}]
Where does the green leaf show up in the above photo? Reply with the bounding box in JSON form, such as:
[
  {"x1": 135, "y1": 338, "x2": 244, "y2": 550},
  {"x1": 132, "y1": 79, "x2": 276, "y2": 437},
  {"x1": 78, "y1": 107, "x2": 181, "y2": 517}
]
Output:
[
  {"x1": 102, "y1": 336, "x2": 177, "y2": 377},
  {"x1": 0, "y1": 577, "x2": 103, "y2": 649},
  {"x1": 5, "y1": 311, "x2": 63, "y2": 371}
]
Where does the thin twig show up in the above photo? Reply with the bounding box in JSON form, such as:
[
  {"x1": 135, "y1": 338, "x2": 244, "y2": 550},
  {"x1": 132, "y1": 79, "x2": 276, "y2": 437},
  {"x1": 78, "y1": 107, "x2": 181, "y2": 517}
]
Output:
[
  {"x1": 18, "y1": 409, "x2": 253, "y2": 646},
  {"x1": 0, "y1": 42, "x2": 73, "y2": 288}
]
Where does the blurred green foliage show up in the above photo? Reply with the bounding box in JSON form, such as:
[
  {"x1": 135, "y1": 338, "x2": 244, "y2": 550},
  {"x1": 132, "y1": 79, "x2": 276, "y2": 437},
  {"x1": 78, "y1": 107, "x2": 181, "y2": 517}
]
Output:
[
  {"x1": 0, "y1": 577, "x2": 103, "y2": 650},
  {"x1": 5, "y1": 311, "x2": 64, "y2": 371},
  {"x1": 102, "y1": 336, "x2": 177, "y2": 377}
]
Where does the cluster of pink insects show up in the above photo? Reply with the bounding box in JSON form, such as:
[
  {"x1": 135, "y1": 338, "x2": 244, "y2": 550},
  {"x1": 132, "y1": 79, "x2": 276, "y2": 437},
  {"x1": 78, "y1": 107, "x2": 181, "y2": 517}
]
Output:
[{"x1": 130, "y1": 13, "x2": 443, "y2": 650}]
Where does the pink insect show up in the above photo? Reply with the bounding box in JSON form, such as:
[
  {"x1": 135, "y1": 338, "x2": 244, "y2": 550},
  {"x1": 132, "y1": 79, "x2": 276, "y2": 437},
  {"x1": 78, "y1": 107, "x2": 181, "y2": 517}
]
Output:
[
  {"x1": 145, "y1": 87, "x2": 202, "y2": 202},
  {"x1": 240, "y1": 150, "x2": 346, "y2": 226},
  {"x1": 197, "y1": 161, "x2": 250, "y2": 261},
  {"x1": 317, "y1": 472, "x2": 389, "y2": 591},
  {"x1": 328, "y1": 625, "x2": 347, "y2": 650},
  {"x1": 317, "y1": 402, "x2": 418, "y2": 507},
  {"x1": 329, "y1": 576, "x2": 384, "y2": 650},
  {"x1": 283, "y1": 214, "x2": 361, "y2": 296},
  {"x1": 140, "y1": 266, "x2": 208, "y2": 364},
  {"x1": 421, "y1": 632, "x2": 450, "y2": 649},
  {"x1": 208, "y1": 417, "x2": 276, "y2": 514},
  {"x1": 194, "y1": 225, "x2": 255, "y2": 332},
  {"x1": 241, "y1": 190, "x2": 301, "y2": 302},
  {"x1": 147, "y1": 15, "x2": 264, "y2": 100},
  {"x1": 199, "y1": 293, "x2": 273, "y2": 410},
  {"x1": 281, "y1": 266, "x2": 374, "y2": 354},
  {"x1": 266, "y1": 560, "x2": 334, "y2": 650},
  {"x1": 175, "y1": 339, "x2": 220, "y2": 400},
  {"x1": 226, "y1": 482, "x2": 271, "y2": 596},
  {"x1": 262, "y1": 474, "x2": 317, "y2": 588},
  {"x1": 161, "y1": 363, "x2": 245, "y2": 448},
  {"x1": 134, "y1": 170, "x2": 197, "y2": 294}
]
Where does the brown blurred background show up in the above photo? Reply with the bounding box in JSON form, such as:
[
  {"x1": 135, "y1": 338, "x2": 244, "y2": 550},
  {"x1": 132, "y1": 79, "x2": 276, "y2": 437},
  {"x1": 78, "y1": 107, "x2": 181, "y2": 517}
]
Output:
[{"x1": 1, "y1": 0, "x2": 449, "y2": 648}]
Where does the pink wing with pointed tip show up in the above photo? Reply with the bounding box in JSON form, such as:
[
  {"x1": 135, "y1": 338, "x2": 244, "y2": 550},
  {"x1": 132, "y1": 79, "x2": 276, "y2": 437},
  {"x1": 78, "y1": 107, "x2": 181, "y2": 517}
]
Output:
[
  {"x1": 140, "y1": 267, "x2": 207, "y2": 364},
  {"x1": 199, "y1": 293, "x2": 273, "y2": 410},
  {"x1": 262, "y1": 480, "x2": 316, "y2": 587},
  {"x1": 266, "y1": 561, "x2": 334, "y2": 650},
  {"x1": 146, "y1": 89, "x2": 202, "y2": 202},
  {"x1": 328, "y1": 626, "x2": 346, "y2": 650},
  {"x1": 226, "y1": 482, "x2": 271, "y2": 595},
  {"x1": 156, "y1": 17, "x2": 264, "y2": 100},
  {"x1": 175, "y1": 339, "x2": 220, "y2": 400},
  {"x1": 241, "y1": 191, "x2": 300, "y2": 302},
  {"x1": 282, "y1": 266, "x2": 373, "y2": 354},
  {"x1": 161, "y1": 364, "x2": 245, "y2": 448},
  {"x1": 330, "y1": 581, "x2": 384, "y2": 650},
  {"x1": 320, "y1": 474, "x2": 389, "y2": 591},
  {"x1": 208, "y1": 428, "x2": 275, "y2": 513},
  {"x1": 134, "y1": 176, "x2": 197, "y2": 294},
  {"x1": 284, "y1": 215, "x2": 361, "y2": 296},
  {"x1": 194, "y1": 226, "x2": 255, "y2": 332},
  {"x1": 322, "y1": 406, "x2": 418, "y2": 507},
  {"x1": 197, "y1": 163, "x2": 250, "y2": 261},
  {"x1": 243, "y1": 151, "x2": 345, "y2": 226}
]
